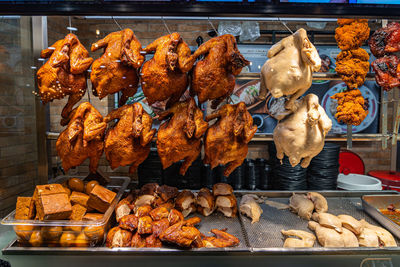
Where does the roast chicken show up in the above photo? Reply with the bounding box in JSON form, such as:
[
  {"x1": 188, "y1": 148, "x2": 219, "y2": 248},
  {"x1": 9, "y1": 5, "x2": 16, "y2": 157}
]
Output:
[
  {"x1": 190, "y1": 34, "x2": 249, "y2": 108},
  {"x1": 371, "y1": 55, "x2": 400, "y2": 91},
  {"x1": 37, "y1": 34, "x2": 93, "y2": 123},
  {"x1": 159, "y1": 218, "x2": 202, "y2": 247},
  {"x1": 104, "y1": 103, "x2": 156, "y2": 173},
  {"x1": 90, "y1": 29, "x2": 144, "y2": 106},
  {"x1": 204, "y1": 102, "x2": 257, "y2": 177},
  {"x1": 259, "y1": 28, "x2": 321, "y2": 110},
  {"x1": 335, "y1": 19, "x2": 370, "y2": 51},
  {"x1": 335, "y1": 48, "x2": 370, "y2": 90},
  {"x1": 331, "y1": 89, "x2": 368, "y2": 126},
  {"x1": 156, "y1": 98, "x2": 208, "y2": 175},
  {"x1": 273, "y1": 94, "x2": 332, "y2": 168},
  {"x1": 140, "y1": 32, "x2": 196, "y2": 107},
  {"x1": 369, "y1": 22, "x2": 400, "y2": 57},
  {"x1": 56, "y1": 102, "x2": 106, "y2": 173},
  {"x1": 201, "y1": 229, "x2": 240, "y2": 248}
]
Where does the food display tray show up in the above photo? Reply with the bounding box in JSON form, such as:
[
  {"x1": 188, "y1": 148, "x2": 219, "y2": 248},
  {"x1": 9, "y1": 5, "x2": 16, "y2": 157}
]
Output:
[{"x1": 4, "y1": 190, "x2": 400, "y2": 255}]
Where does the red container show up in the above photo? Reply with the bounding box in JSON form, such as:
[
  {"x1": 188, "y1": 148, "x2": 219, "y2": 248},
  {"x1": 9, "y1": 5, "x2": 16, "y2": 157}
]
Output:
[{"x1": 368, "y1": 170, "x2": 400, "y2": 192}]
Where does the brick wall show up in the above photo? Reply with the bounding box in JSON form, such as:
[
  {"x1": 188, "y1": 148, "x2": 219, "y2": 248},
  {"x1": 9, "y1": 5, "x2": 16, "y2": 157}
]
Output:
[{"x1": 45, "y1": 17, "x2": 396, "y2": 182}]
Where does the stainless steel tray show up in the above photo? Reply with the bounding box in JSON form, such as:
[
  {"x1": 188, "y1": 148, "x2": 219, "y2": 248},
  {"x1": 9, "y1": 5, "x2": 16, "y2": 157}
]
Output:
[
  {"x1": 362, "y1": 194, "x2": 400, "y2": 239},
  {"x1": 4, "y1": 190, "x2": 400, "y2": 255}
]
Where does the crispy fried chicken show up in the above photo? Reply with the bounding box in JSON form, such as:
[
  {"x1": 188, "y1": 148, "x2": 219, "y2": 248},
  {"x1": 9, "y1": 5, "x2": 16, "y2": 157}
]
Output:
[
  {"x1": 335, "y1": 48, "x2": 370, "y2": 90},
  {"x1": 331, "y1": 89, "x2": 369, "y2": 126},
  {"x1": 335, "y1": 20, "x2": 370, "y2": 51}
]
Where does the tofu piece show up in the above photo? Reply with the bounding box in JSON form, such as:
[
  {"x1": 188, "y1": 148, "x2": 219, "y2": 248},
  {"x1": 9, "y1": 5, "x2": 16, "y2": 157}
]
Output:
[
  {"x1": 70, "y1": 204, "x2": 87, "y2": 221},
  {"x1": 70, "y1": 191, "x2": 90, "y2": 207},
  {"x1": 87, "y1": 185, "x2": 116, "y2": 213},
  {"x1": 15, "y1": 197, "x2": 35, "y2": 220},
  {"x1": 34, "y1": 184, "x2": 72, "y2": 220},
  {"x1": 83, "y1": 213, "x2": 103, "y2": 221}
]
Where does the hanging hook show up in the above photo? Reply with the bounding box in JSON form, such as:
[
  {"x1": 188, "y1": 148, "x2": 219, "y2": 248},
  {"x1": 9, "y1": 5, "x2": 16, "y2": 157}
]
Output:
[
  {"x1": 112, "y1": 16, "x2": 123, "y2": 31},
  {"x1": 277, "y1": 17, "x2": 294, "y2": 34},
  {"x1": 67, "y1": 16, "x2": 77, "y2": 33},
  {"x1": 161, "y1": 17, "x2": 171, "y2": 35},
  {"x1": 208, "y1": 17, "x2": 219, "y2": 36}
]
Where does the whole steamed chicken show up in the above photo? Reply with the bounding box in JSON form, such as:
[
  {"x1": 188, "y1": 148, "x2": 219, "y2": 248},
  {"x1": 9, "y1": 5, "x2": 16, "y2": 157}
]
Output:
[
  {"x1": 259, "y1": 29, "x2": 321, "y2": 110},
  {"x1": 37, "y1": 34, "x2": 93, "y2": 124},
  {"x1": 204, "y1": 102, "x2": 257, "y2": 177},
  {"x1": 157, "y1": 98, "x2": 208, "y2": 175},
  {"x1": 104, "y1": 103, "x2": 156, "y2": 173},
  {"x1": 191, "y1": 34, "x2": 250, "y2": 109},
  {"x1": 56, "y1": 102, "x2": 106, "y2": 173},
  {"x1": 91, "y1": 29, "x2": 145, "y2": 106},
  {"x1": 140, "y1": 32, "x2": 197, "y2": 107},
  {"x1": 273, "y1": 94, "x2": 332, "y2": 168}
]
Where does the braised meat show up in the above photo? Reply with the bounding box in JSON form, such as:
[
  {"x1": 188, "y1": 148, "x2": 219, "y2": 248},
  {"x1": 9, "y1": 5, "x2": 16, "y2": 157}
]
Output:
[
  {"x1": 191, "y1": 34, "x2": 249, "y2": 108},
  {"x1": 335, "y1": 48, "x2": 370, "y2": 90},
  {"x1": 335, "y1": 19, "x2": 370, "y2": 51},
  {"x1": 56, "y1": 102, "x2": 106, "y2": 173},
  {"x1": 104, "y1": 103, "x2": 156, "y2": 173},
  {"x1": 140, "y1": 32, "x2": 196, "y2": 107},
  {"x1": 204, "y1": 102, "x2": 257, "y2": 177},
  {"x1": 372, "y1": 55, "x2": 400, "y2": 91},
  {"x1": 37, "y1": 34, "x2": 93, "y2": 123},
  {"x1": 369, "y1": 22, "x2": 400, "y2": 57},
  {"x1": 90, "y1": 29, "x2": 144, "y2": 106},
  {"x1": 156, "y1": 98, "x2": 208, "y2": 175}
]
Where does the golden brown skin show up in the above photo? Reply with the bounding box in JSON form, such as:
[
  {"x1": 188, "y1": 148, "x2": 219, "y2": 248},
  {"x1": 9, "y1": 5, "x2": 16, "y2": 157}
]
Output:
[
  {"x1": 137, "y1": 216, "x2": 153, "y2": 235},
  {"x1": 335, "y1": 48, "x2": 370, "y2": 90},
  {"x1": 119, "y1": 214, "x2": 138, "y2": 231},
  {"x1": 90, "y1": 29, "x2": 144, "y2": 106},
  {"x1": 157, "y1": 98, "x2": 208, "y2": 175},
  {"x1": 191, "y1": 34, "x2": 249, "y2": 108},
  {"x1": 135, "y1": 205, "x2": 153, "y2": 218},
  {"x1": 149, "y1": 207, "x2": 170, "y2": 221},
  {"x1": 37, "y1": 34, "x2": 93, "y2": 123},
  {"x1": 168, "y1": 209, "x2": 184, "y2": 225},
  {"x1": 140, "y1": 32, "x2": 197, "y2": 107},
  {"x1": 56, "y1": 102, "x2": 106, "y2": 173},
  {"x1": 152, "y1": 218, "x2": 170, "y2": 238},
  {"x1": 331, "y1": 89, "x2": 369, "y2": 126},
  {"x1": 335, "y1": 20, "x2": 370, "y2": 51},
  {"x1": 104, "y1": 103, "x2": 156, "y2": 173},
  {"x1": 159, "y1": 220, "x2": 202, "y2": 247},
  {"x1": 130, "y1": 232, "x2": 146, "y2": 248},
  {"x1": 204, "y1": 102, "x2": 257, "y2": 177},
  {"x1": 201, "y1": 229, "x2": 240, "y2": 248}
]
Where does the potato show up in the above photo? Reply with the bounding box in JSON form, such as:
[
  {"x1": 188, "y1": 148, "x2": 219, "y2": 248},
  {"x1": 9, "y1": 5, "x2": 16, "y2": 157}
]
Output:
[
  {"x1": 74, "y1": 232, "x2": 89, "y2": 247},
  {"x1": 15, "y1": 225, "x2": 35, "y2": 241}
]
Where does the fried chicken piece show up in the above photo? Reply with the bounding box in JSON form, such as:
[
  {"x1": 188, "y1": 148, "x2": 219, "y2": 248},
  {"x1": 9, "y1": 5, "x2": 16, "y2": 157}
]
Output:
[
  {"x1": 335, "y1": 48, "x2": 370, "y2": 90},
  {"x1": 119, "y1": 214, "x2": 138, "y2": 231},
  {"x1": 37, "y1": 34, "x2": 93, "y2": 124},
  {"x1": 191, "y1": 34, "x2": 249, "y2": 108},
  {"x1": 335, "y1": 20, "x2": 370, "y2": 50},
  {"x1": 135, "y1": 205, "x2": 152, "y2": 217},
  {"x1": 56, "y1": 102, "x2": 106, "y2": 173},
  {"x1": 149, "y1": 206, "x2": 170, "y2": 221},
  {"x1": 204, "y1": 102, "x2": 257, "y2": 177},
  {"x1": 137, "y1": 216, "x2": 153, "y2": 235},
  {"x1": 331, "y1": 89, "x2": 369, "y2": 126},
  {"x1": 337, "y1": 19, "x2": 368, "y2": 26},
  {"x1": 372, "y1": 55, "x2": 400, "y2": 91},
  {"x1": 159, "y1": 220, "x2": 202, "y2": 247},
  {"x1": 369, "y1": 22, "x2": 400, "y2": 57},
  {"x1": 157, "y1": 98, "x2": 208, "y2": 175},
  {"x1": 104, "y1": 103, "x2": 156, "y2": 173},
  {"x1": 202, "y1": 229, "x2": 240, "y2": 248},
  {"x1": 140, "y1": 32, "x2": 196, "y2": 107},
  {"x1": 90, "y1": 29, "x2": 144, "y2": 106},
  {"x1": 152, "y1": 218, "x2": 170, "y2": 238},
  {"x1": 130, "y1": 232, "x2": 146, "y2": 248}
]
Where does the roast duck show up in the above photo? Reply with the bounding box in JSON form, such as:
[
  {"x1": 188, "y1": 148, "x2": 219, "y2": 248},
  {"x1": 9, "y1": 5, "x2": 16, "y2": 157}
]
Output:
[
  {"x1": 259, "y1": 28, "x2": 321, "y2": 110},
  {"x1": 140, "y1": 32, "x2": 197, "y2": 108},
  {"x1": 204, "y1": 102, "x2": 257, "y2": 177},
  {"x1": 190, "y1": 34, "x2": 250, "y2": 109},
  {"x1": 104, "y1": 102, "x2": 156, "y2": 173},
  {"x1": 273, "y1": 94, "x2": 332, "y2": 168},
  {"x1": 91, "y1": 29, "x2": 145, "y2": 106},
  {"x1": 157, "y1": 98, "x2": 208, "y2": 175},
  {"x1": 37, "y1": 34, "x2": 93, "y2": 124},
  {"x1": 56, "y1": 102, "x2": 106, "y2": 173}
]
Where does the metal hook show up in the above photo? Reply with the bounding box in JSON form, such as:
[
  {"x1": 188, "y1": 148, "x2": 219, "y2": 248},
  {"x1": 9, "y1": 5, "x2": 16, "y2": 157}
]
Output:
[
  {"x1": 277, "y1": 17, "x2": 294, "y2": 34},
  {"x1": 112, "y1": 16, "x2": 123, "y2": 31},
  {"x1": 208, "y1": 17, "x2": 219, "y2": 36},
  {"x1": 161, "y1": 17, "x2": 171, "y2": 35}
]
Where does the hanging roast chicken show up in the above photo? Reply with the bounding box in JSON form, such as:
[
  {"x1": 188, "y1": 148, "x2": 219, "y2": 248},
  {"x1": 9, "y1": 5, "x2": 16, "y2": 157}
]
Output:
[
  {"x1": 104, "y1": 103, "x2": 156, "y2": 173},
  {"x1": 190, "y1": 34, "x2": 249, "y2": 109},
  {"x1": 37, "y1": 33, "x2": 93, "y2": 124},
  {"x1": 273, "y1": 94, "x2": 332, "y2": 168},
  {"x1": 140, "y1": 32, "x2": 197, "y2": 108},
  {"x1": 91, "y1": 29, "x2": 145, "y2": 106},
  {"x1": 157, "y1": 98, "x2": 208, "y2": 175},
  {"x1": 204, "y1": 102, "x2": 257, "y2": 177},
  {"x1": 259, "y1": 29, "x2": 321, "y2": 110},
  {"x1": 56, "y1": 102, "x2": 106, "y2": 173}
]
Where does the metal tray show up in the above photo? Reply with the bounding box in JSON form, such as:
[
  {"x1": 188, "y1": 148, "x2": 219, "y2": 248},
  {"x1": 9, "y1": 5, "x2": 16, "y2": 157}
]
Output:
[
  {"x1": 362, "y1": 194, "x2": 400, "y2": 239},
  {"x1": 3, "y1": 190, "x2": 400, "y2": 255}
]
